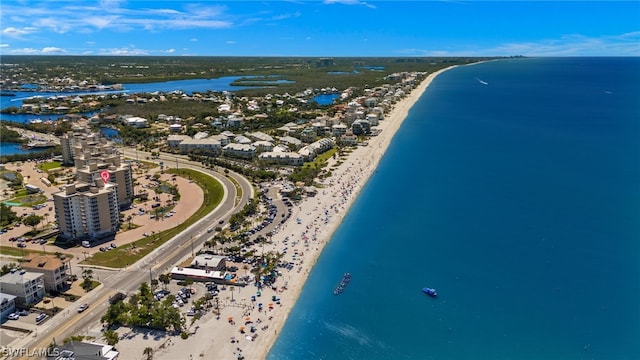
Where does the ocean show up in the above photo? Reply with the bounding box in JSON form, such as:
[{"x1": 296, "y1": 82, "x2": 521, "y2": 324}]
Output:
[{"x1": 267, "y1": 58, "x2": 640, "y2": 360}]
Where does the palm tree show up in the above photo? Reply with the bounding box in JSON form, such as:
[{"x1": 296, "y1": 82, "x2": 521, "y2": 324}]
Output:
[
  {"x1": 143, "y1": 347, "x2": 154, "y2": 360},
  {"x1": 158, "y1": 273, "x2": 171, "y2": 290}
]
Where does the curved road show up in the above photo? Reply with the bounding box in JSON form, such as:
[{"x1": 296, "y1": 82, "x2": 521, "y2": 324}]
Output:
[{"x1": 14, "y1": 149, "x2": 254, "y2": 358}]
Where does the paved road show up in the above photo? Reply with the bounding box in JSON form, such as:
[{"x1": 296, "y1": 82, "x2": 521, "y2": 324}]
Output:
[{"x1": 14, "y1": 149, "x2": 254, "y2": 358}]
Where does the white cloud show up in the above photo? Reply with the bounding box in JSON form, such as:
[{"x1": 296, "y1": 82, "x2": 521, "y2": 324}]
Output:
[
  {"x1": 226, "y1": 41, "x2": 236, "y2": 44},
  {"x1": 7, "y1": 47, "x2": 67, "y2": 55},
  {"x1": 399, "y1": 32, "x2": 640, "y2": 57},
  {"x1": 34, "y1": 18, "x2": 71, "y2": 34},
  {"x1": 99, "y1": 47, "x2": 149, "y2": 55},
  {"x1": 42, "y1": 47, "x2": 67, "y2": 54},
  {"x1": 0, "y1": 44, "x2": 8, "y2": 48},
  {"x1": 323, "y1": 0, "x2": 375, "y2": 9},
  {"x1": 165, "y1": 48, "x2": 176, "y2": 53},
  {"x1": 190, "y1": 38, "x2": 198, "y2": 42},
  {"x1": 2, "y1": 26, "x2": 38, "y2": 38}
]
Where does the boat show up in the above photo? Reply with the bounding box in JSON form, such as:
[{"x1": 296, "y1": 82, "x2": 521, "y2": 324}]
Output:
[
  {"x1": 334, "y1": 272, "x2": 351, "y2": 295},
  {"x1": 422, "y1": 287, "x2": 437, "y2": 297}
]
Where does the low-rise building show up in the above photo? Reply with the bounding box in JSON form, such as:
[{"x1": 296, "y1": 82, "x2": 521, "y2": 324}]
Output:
[
  {"x1": 178, "y1": 138, "x2": 222, "y2": 155},
  {"x1": 0, "y1": 293, "x2": 16, "y2": 320},
  {"x1": 259, "y1": 151, "x2": 304, "y2": 166},
  {"x1": 223, "y1": 143, "x2": 255, "y2": 159},
  {"x1": 21, "y1": 255, "x2": 71, "y2": 292},
  {"x1": 0, "y1": 270, "x2": 45, "y2": 307},
  {"x1": 190, "y1": 254, "x2": 226, "y2": 271},
  {"x1": 47, "y1": 341, "x2": 119, "y2": 360}
]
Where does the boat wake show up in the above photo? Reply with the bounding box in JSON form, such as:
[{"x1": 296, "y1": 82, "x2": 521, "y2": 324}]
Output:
[
  {"x1": 323, "y1": 321, "x2": 373, "y2": 346},
  {"x1": 475, "y1": 78, "x2": 489, "y2": 85}
]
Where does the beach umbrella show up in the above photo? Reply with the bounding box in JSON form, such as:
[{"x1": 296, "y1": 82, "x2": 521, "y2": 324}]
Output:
[
  {"x1": 245, "y1": 317, "x2": 251, "y2": 321},
  {"x1": 240, "y1": 326, "x2": 245, "y2": 331},
  {"x1": 246, "y1": 335, "x2": 253, "y2": 341},
  {"x1": 228, "y1": 316, "x2": 233, "y2": 321}
]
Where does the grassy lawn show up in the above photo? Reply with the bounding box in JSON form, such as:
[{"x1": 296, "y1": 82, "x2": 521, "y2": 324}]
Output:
[
  {"x1": 0, "y1": 245, "x2": 73, "y2": 259},
  {"x1": 82, "y1": 168, "x2": 224, "y2": 268},
  {"x1": 302, "y1": 148, "x2": 336, "y2": 169},
  {"x1": 6, "y1": 193, "x2": 47, "y2": 207},
  {"x1": 37, "y1": 161, "x2": 62, "y2": 172},
  {"x1": 226, "y1": 174, "x2": 242, "y2": 207}
]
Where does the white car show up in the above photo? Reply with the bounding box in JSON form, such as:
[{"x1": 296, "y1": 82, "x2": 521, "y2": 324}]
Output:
[
  {"x1": 77, "y1": 303, "x2": 89, "y2": 313},
  {"x1": 7, "y1": 313, "x2": 19, "y2": 320}
]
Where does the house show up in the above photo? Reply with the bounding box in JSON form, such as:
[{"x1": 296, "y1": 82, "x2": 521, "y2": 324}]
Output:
[
  {"x1": 340, "y1": 132, "x2": 358, "y2": 146},
  {"x1": 125, "y1": 116, "x2": 148, "y2": 128},
  {"x1": 332, "y1": 123, "x2": 348, "y2": 137},
  {"x1": 222, "y1": 143, "x2": 255, "y2": 160},
  {"x1": 0, "y1": 293, "x2": 16, "y2": 321},
  {"x1": 0, "y1": 270, "x2": 45, "y2": 307},
  {"x1": 167, "y1": 135, "x2": 190, "y2": 148},
  {"x1": 191, "y1": 254, "x2": 226, "y2": 271},
  {"x1": 178, "y1": 138, "x2": 222, "y2": 155},
  {"x1": 47, "y1": 341, "x2": 119, "y2": 360},
  {"x1": 279, "y1": 136, "x2": 302, "y2": 149},
  {"x1": 246, "y1": 131, "x2": 274, "y2": 143},
  {"x1": 234, "y1": 135, "x2": 252, "y2": 145},
  {"x1": 21, "y1": 255, "x2": 71, "y2": 292},
  {"x1": 253, "y1": 141, "x2": 274, "y2": 153},
  {"x1": 259, "y1": 152, "x2": 304, "y2": 166}
]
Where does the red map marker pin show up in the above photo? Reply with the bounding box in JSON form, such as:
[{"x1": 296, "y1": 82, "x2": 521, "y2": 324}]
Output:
[{"x1": 100, "y1": 170, "x2": 110, "y2": 183}]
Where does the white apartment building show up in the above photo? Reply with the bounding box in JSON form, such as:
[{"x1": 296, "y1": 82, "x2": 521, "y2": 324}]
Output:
[
  {"x1": 53, "y1": 181, "x2": 120, "y2": 242},
  {"x1": 0, "y1": 270, "x2": 45, "y2": 307},
  {"x1": 223, "y1": 143, "x2": 256, "y2": 159},
  {"x1": 258, "y1": 151, "x2": 304, "y2": 166}
]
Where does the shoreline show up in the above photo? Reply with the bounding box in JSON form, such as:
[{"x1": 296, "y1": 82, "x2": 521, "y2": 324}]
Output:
[
  {"x1": 116, "y1": 64, "x2": 459, "y2": 360},
  {"x1": 255, "y1": 64, "x2": 459, "y2": 359},
  {"x1": 247, "y1": 65, "x2": 458, "y2": 359}
]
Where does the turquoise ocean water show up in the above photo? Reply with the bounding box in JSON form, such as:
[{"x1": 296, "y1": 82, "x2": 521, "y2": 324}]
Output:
[{"x1": 267, "y1": 58, "x2": 640, "y2": 360}]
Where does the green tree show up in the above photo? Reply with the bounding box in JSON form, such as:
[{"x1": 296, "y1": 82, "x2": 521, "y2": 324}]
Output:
[
  {"x1": 81, "y1": 268, "x2": 94, "y2": 291},
  {"x1": 158, "y1": 273, "x2": 171, "y2": 290},
  {"x1": 103, "y1": 329, "x2": 119, "y2": 346},
  {"x1": 22, "y1": 214, "x2": 42, "y2": 232},
  {"x1": 0, "y1": 203, "x2": 18, "y2": 226},
  {"x1": 1, "y1": 263, "x2": 19, "y2": 276}
]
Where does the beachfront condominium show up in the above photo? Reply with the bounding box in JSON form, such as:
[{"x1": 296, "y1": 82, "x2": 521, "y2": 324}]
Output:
[
  {"x1": 76, "y1": 160, "x2": 134, "y2": 209},
  {"x1": 53, "y1": 180, "x2": 120, "y2": 242},
  {"x1": 60, "y1": 130, "x2": 134, "y2": 209}
]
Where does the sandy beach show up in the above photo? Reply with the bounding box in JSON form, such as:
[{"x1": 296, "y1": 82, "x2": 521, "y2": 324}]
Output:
[{"x1": 111, "y1": 65, "x2": 457, "y2": 360}]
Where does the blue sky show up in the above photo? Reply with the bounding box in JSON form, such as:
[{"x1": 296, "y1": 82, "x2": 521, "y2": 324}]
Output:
[{"x1": 1, "y1": 1, "x2": 638, "y2": 57}]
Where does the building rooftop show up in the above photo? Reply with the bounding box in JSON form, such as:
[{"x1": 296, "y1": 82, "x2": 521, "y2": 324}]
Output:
[{"x1": 22, "y1": 254, "x2": 68, "y2": 271}]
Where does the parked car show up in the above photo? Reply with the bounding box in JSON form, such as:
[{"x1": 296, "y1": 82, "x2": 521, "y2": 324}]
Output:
[
  {"x1": 17, "y1": 309, "x2": 28, "y2": 316},
  {"x1": 35, "y1": 313, "x2": 47, "y2": 323},
  {"x1": 7, "y1": 313, "x2": 19, "y2": 320}
]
